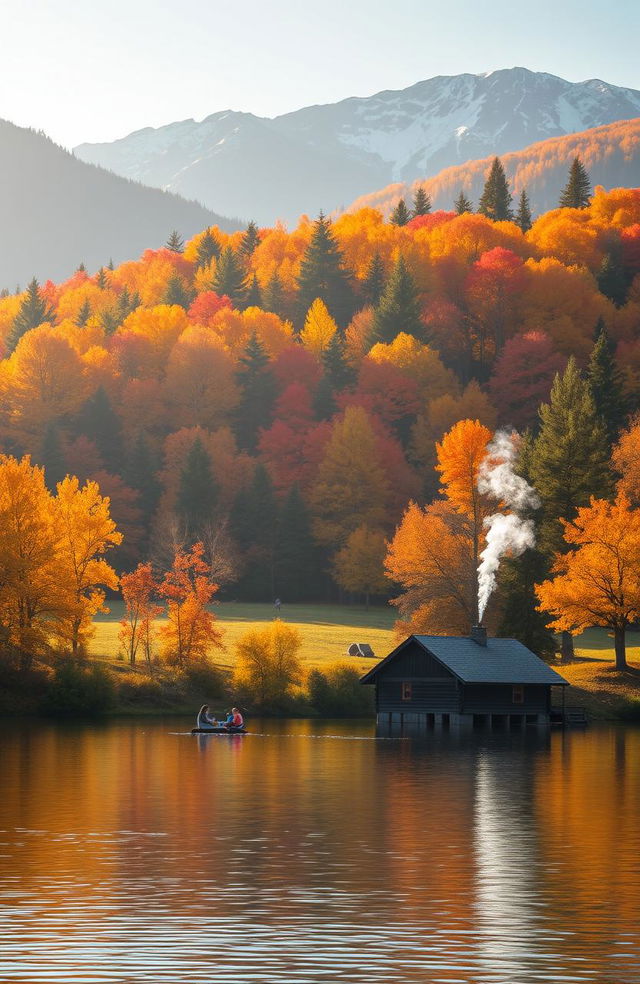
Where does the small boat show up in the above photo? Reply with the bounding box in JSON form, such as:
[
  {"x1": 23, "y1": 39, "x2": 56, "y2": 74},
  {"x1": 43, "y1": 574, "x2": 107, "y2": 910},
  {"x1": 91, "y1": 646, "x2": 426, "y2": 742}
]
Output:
[{"x1": 191, "y1": 725, "x2": 247, "y2": 734}]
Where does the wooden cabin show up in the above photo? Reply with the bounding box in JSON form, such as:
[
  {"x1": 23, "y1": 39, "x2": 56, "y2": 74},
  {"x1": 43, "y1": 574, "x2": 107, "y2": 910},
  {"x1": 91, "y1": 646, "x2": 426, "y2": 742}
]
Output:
[{"x1": 361, "y1": 625, "x2": 568, "y2": 730}]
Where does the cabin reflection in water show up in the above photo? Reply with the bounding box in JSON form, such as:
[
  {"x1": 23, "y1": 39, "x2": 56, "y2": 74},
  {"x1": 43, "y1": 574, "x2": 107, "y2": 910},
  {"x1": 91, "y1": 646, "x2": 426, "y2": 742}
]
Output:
[{"x1": 361, "y1": 625, "x2": 568, "y2": 733}]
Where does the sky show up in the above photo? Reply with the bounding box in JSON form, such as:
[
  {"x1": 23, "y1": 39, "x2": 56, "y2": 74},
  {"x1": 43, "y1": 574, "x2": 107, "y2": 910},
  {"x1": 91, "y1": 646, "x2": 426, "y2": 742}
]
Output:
[{"x1": 2, "y1": 0, "x2": 638, "y2": 149}]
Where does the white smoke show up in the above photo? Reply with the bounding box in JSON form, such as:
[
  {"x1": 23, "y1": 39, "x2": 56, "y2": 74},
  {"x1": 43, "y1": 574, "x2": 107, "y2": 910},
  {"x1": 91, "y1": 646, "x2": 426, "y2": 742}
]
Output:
[{"x1": 477, "y1": 431, "x2": 540, "y2": 621}]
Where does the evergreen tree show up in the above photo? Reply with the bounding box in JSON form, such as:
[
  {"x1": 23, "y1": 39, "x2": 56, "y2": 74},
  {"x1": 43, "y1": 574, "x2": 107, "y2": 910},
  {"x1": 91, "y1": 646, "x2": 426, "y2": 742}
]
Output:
[
  {"x1": 163, "y1": 273, "x2": 191, "y2": 308},
  {"x1": 276, "y1": 485, "x2": 322, "y2": 601},
  {"x1": 454, "y1": 190, "x2": 473, "y2": 214},
  {"x1": 7, "y1": 277, "x2": 55, "y2": 351},
  {"x1": 96, "y1": 267, "x2": 108, "y2": 289},
  {"x1": 477, "y1": 157, "x2": 513, "y2": 221},
  {"x1": 498, "y1": 550, "x2": 557, "y2": 658},
  {"x1": 116, "y1": 286, "x2": 141, "y2": 323},
  {"x1": 296, "y1": 213, "x2": 354, "y2": 326},
  {"x1": 235, "y1": 333, "x2": 277, "y2": 451},
  {"x1": 363, "y1": 252, "x2": 386, "y2": 306},
  {"x1": 390, "y1": 198, "x2": 410, "y2": 226},
  {"x1": 530, "y1": 357, "x2": 612, "y2": 651},
  {"x1": 100, "y1": 309, "x2": 120, "y2": 335},
  {"x1": 124, "y1": 433, "x2": 161, "y2": 526},
  {"x1": 262, "y1": 270, "x2": 286, "y2": 317},
  {"x1": 177, "y1": 438, "x2": 217, "y2": 537},
  {"x1": 516, "y1": 188, "x2": 533, "y2": 233},
  {"x1": 372, "y1": 255, "x2": 423, "y2": 344},
  {"x1": 597, "y1": 251, "x2": 628, "y2": 307},
  {"x1": 107, "y1": 258, "x2": 115, "y2": 271},
  {"x1": 75, "y1": 298, "x2": 92, "y2": 327},
  {"x1": 212, "y1": 246, "x2": 248, "y2": 308},
  {"x1": 587, "y1": 323, "x2": 628, "y2": 446},
  {"x1": 196, "y1": 229, "x2": 221, "y2": 268},
  {"x1": 76, "y1": 386, "x2": 124, "y2": 472},
  {"x1": 231, "y1": 463, "x2": 278, "y2": 600},
  {"x1": 412, "y1": 186, "x2": 432, "y2": 217},
  {"x1": 558, "y1": 156, "x2": 591, "y2": 209},
  {"x1": 166, "y1": 230, "x2": 184, "y2": 253},
  {"x1": 38, "y1": 422, "x2": 67, "y2": 492},
  {"x1": 323, "y1": 330, "x2": 355, "y2": 393},
  {"x1": 77, "y1": 262, "x2": 86, "y2": 273},
  {"x1": 239, "y1": 220, "x2": 260, "y2": 256},
  {"x1": 245, "y1": 272, "x2": 262, "y2": 308}
]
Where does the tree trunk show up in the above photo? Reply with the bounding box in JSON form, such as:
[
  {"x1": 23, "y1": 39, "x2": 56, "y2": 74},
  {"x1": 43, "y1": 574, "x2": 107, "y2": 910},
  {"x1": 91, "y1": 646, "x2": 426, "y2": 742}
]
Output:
[
  {"x1": 614, "y1": 624, "x2": 628, "y2": 671},
  {"x1": 560, "y1": 630, "x2": 574, "y2": 662}
]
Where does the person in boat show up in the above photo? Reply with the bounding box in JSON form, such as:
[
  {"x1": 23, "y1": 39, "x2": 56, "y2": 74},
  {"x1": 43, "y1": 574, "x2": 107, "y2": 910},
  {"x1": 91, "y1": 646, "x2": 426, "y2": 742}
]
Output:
[
  {"x1": 222, "y1": 707, "x2": 244, "y2": 729},
  {"x1": 196, "y1": 704, "x2": 218, "y2": 729}
]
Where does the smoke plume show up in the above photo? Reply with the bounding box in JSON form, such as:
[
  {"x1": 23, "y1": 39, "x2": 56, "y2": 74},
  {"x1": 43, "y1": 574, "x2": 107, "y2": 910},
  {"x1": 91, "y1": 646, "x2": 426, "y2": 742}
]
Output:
[{"x1": 477, "y1": 431, "x2": 540, "y2": 621}]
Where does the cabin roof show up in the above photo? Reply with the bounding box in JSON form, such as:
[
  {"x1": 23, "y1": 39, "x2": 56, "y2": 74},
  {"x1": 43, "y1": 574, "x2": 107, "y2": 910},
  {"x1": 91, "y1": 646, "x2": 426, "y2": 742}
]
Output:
[{"x1": 360, "y1": 634, "x2": 569, "y2": 686}]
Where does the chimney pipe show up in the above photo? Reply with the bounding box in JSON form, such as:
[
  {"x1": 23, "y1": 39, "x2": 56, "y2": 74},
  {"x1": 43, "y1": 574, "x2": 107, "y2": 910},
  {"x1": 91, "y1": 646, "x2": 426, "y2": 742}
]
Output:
[{"x1": 470, "y1": 624, "x2": 487, "y2": 647}]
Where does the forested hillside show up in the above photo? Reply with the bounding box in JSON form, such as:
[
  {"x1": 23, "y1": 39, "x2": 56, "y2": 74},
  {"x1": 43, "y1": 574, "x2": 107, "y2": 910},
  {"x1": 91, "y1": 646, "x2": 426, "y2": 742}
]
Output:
[
  {"x1": 0, "y1": 120, "x2": 239, "y2": 287},
  {"x1": 2, "y1": 175, "x2": 640, "y2": 666},
  {"x1": 348, "y1": 118, "x2": 640, "y2": 217}
]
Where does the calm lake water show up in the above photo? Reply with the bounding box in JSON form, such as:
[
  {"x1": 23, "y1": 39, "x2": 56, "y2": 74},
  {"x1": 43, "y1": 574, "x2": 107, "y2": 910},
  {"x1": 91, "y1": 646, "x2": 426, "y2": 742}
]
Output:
[{"x1": 1, "y1": 718, "x2": 639, "y2": 984}]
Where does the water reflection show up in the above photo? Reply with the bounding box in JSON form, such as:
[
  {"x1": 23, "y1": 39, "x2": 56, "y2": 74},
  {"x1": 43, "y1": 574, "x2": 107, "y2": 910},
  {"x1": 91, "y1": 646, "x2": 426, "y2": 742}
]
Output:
[{"x1": 0, "y1": 719, "x2": 639, "y2": 982}]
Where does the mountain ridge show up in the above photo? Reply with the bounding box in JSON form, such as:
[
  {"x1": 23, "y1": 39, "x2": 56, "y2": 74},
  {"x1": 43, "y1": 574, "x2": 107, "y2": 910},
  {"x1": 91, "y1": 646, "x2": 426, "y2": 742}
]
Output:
[{"x1": 74, "y1": 68, "x2": 640, "y2": 224}]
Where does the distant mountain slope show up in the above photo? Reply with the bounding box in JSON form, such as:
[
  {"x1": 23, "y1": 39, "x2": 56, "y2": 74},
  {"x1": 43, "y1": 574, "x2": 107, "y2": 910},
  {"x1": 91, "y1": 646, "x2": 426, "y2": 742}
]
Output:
[
  {"x1": 74, "y1": 68, "x2": 640, "y2": 225},
  {"x1": 346, "y1": 117, "x2": 640, "y2": 217},
  {"x1": 0, "y1": 120, "x2": 239, "y2": 288}
]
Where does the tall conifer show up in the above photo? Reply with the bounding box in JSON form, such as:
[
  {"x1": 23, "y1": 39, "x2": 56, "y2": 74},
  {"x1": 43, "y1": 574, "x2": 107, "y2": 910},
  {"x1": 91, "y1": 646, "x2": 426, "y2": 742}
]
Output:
[
  {"x1": 363, "y1": 252, "x2": 386, "y2": 306},
  {"x1": 390, "y1": 198, "x2": 410, "y2": 226},
  {"x1": 166, "y1": 230, "x2": 184, "y2": 253},
  {"x1": 587, "y1": 323, "x2": 627, "y2": 446},
  {"x1": 235, "y1": 333, "x2": 277, "y2": 451},
  {"x1": 177, "y1": 438, "x2": 217, "y2": 536},
  {"x1": 212, "y1": 246, "x2": 248, "y2": 308},
  {"x1": 276, "y1": 485, "x2": 321, "y2": 601},
  {"x1": 7, "y1": 277, "x2": 55, "y2": 351},
  {"x1": 412, "y1": 186, "x2": 431, "y2": 217},
  {"x1": 239, "y1": 220, "x2": 260, "y2": 256},
  {"x1": 196, "y1": 229, "x2": 221, "y2": 268},
  {"x1": 478, "y1": 157, "x2": 513, "y2": 221},
  {"x1": 516, "y1": 189, "x2": 533, "y2": 233},
  {"x1": 454, "y1": 190, "x2": 473, "y2": 214},
  {"x1": 372, "y1": 256, "x2": 422, "y2": 344},
  {"x1": 232, "y1": 464, "x2": 278, "y2": 600},
  {"x1": 76, "y1": 386, "x2": 124, "y2": 472},
  {"x1": 245, "y1": 273, "x2": 262, "y2": 308},
  {"x1": 262, "y1": 270, "x2": 286, "y2": 318},
  {"x1": 163, "y1": 273, "x2": 191, "y2": 308},
  {"x1": 297, "y1": 213, "x2": 354, "y2": 326},
  {"x1": 558, "y1": 157, "x2": 591, "y2": 209}
]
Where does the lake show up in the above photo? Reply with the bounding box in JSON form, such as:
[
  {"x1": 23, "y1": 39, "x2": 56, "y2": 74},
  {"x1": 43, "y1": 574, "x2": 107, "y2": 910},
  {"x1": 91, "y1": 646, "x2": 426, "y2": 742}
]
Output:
[{"x1": 1, "y1": 718, "x2": 639, "y2": 983}]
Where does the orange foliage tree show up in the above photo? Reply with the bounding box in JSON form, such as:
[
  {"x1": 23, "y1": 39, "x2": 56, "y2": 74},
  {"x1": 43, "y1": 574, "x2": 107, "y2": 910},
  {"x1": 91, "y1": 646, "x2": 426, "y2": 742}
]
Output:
[
  {"x1": 119, "y1": 563, "x2": 162, "y2": 667},
  {"x1": 536, "y1": 495, "x2": 640, "y2": 669},
  {"x1": 158, "y1": 542, "x2": 223, "y2": 665}
]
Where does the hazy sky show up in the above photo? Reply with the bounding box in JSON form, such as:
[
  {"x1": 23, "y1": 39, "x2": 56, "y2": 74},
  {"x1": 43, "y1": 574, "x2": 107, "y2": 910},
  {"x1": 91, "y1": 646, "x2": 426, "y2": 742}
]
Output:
[{"x1": 2, "y1": 0, "x2": 638, "y2": 148}]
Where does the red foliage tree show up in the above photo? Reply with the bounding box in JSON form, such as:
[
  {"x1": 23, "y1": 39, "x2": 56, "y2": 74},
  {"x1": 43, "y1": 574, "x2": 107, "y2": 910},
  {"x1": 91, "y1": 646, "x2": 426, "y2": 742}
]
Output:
[{"x1": 489, "y1": 331, "x2": 567, "y2": 429}]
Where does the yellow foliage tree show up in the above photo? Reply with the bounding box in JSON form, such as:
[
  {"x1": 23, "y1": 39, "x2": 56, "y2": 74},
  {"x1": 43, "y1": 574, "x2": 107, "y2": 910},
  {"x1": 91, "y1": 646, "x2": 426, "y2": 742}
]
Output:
[
  {"x1": 368, "y1": 332, "x2": 459, "y2": 403},
  {"x1": 300, "y1": 298, "x2": 338, "y2": 360},
  {"x1": 233, "y1": 620, "x2": 302, "y2": 707},
  {"x1": 332, "y1": 525, "x2": 389, "y2": 607},
  {"x1": 310, "y1": 406, "x2": 389, "y2": 545},
  {"x1": 53, "y1": 476, "x2": 122, "y2": 657},
  {"x1": 536, "y1": 494, "x2": 640, "y2": 669}
]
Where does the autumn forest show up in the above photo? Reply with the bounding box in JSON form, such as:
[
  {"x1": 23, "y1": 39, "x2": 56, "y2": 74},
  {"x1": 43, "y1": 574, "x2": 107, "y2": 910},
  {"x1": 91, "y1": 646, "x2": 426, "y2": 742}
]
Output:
[{"x1": 2, "y1": 160, "x2": 640, "y2": 685}]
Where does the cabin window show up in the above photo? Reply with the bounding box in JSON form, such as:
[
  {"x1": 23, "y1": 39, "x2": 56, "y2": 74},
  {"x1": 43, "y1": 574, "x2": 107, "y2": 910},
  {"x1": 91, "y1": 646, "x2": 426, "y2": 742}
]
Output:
[
  {"x1": 401, "y1": 682, "x2": 412, "y2": 701},
  {"x1": 512, "y1": 685, "x2": 524, "y2": 704}
]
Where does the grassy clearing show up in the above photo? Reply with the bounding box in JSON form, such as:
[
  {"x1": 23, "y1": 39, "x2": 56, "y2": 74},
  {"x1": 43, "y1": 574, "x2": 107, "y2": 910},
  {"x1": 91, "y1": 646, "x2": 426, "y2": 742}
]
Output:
[
  {"x1": 550, "y1": 626, "x2": 640, "y2": 719},
  {"x1": 90, "y1": 601, "x2": 396, "y2": 675}
]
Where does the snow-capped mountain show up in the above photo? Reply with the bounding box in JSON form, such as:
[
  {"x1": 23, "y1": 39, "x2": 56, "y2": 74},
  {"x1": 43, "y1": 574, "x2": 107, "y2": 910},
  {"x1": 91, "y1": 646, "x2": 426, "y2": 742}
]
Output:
[{"x1": 75, "y1": 68, "x2": 640, "y2": 225}]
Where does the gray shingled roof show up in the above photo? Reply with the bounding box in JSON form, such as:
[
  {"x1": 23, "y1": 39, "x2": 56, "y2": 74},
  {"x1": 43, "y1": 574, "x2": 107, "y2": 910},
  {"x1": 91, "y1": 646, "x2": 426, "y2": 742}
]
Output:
[
  {"x1": 362, "y1": 635, "x2": 568, "y2": 685},
  {"x1": 415, "y1": 636, "x2": 568, "y2": 685}
]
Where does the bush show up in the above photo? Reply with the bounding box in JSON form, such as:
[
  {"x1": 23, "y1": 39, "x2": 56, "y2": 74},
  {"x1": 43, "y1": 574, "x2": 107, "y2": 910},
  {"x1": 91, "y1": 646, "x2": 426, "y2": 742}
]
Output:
[
  {"x1": 42, "y1": 660, "x2": 115, "y2": 717},
  {"x1": 233, "y1": 620, "x2": 302, "y2": 708},
  {"x1": 307, "y1": 661, "x2": 374, "y2": 717},
  {"x1": 182, "y1": 660, "x2": 226, "y2": 699},
  {"x1": 615, "y1": 697, "x2": 640, "y2": 721}
]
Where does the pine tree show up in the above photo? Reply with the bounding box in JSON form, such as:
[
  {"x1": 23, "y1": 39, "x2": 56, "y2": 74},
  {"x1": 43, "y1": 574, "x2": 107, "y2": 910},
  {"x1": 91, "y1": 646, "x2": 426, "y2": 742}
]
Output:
[
  {"x1": 372, "y1": 256, "x2": 423, "y2": 344},
  {"x1": 412, "y1": 186, "x2": 432, "y2": 217},
  {"x1": 124, "y1": 433, "x2": 161, "y2": 527},
  {"x1": 76, "y1": 386, "x2": 124, "y2": 472},
  {"x1": 116, "y1": 286, "x2": 140, "y2": 323},
  {"x1": 177, "y1": 438, "x2": 217, "y2": 537},
  {"x1": 262, "y1": 270, "x2": 286, "y2": 317},
  {"x1": 245, "y1": 272, "x2": 262, "y2": 308},
  {"x1": 587, "y1": 323, "x2": 628, "y2": 446},
  {"x1": 477, "y1": 157, "x2": 513, "y2": 221},
  {"x1": 163, "y1": 273, "x2": 191, "y2": 308},
  {"x1": 75, "y1": 298, "x2": 92, "y2": 327},
  {"x1": 390, "y1": 198, "x2": 410, "y2": 226},
  {"x1": 516, "y1": 189, "x2": 533, "y2": 233},
  {"x1": 454, "y1": 190, "x2": 473, "y2": 214},
  {"x1": 276, "y1": 485, "x2": 322, "y2": 601},
  {"x1": 166, "y1": 230, "x2": 185, "y2": 253},
  {"x1": 96, "y1": 267, "x2": 108, "y2": 289},
  {"x1": 107, "y1": 258, "x2": 115, "y2": 271},
  {"x1": 531, "y1": 356, "x2": 612, "y2": 558},
  {"x1": 314, "y1": 332, "x2": 355, "y2": 419},
  {"x1": 231, "y1": 463, "x2": 278, "y2": 600},
  {"x1": 498, "y1": 551, "x2": 557, "y2": 658},
  {"x1": 597, "y1": 251, "x2": 628, "y2": 307},
  {"x1": 296, "y1": 213, "x2": 354, "y2": 326},
  {"x1": 38, "y1": 422, "x2": 67, "y2": 492},
  {"x1": 212, "y1": 246, "x2": 248, "y2": 308},
  {"x1": 235, "y1": 333, "x2": 277, "y2": 451},
  {"x1": 77, "y1": 262, "x2": 86, "y2": 273},
  {"x1": 558, "y1": 157, "x2": 591, "y2": 209},
  {"x1": 239, "y1": 220, "x2": 260, "y2": 256},
  {"x1": 196, "y1": 229, "x2": 221, "y2": 268},
  {"x1": 7, "y1": 277, "x2": 55, "y2": 351},
  {"x1": 363, "y1": 252, "x2": 386, "y2": 306}
]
